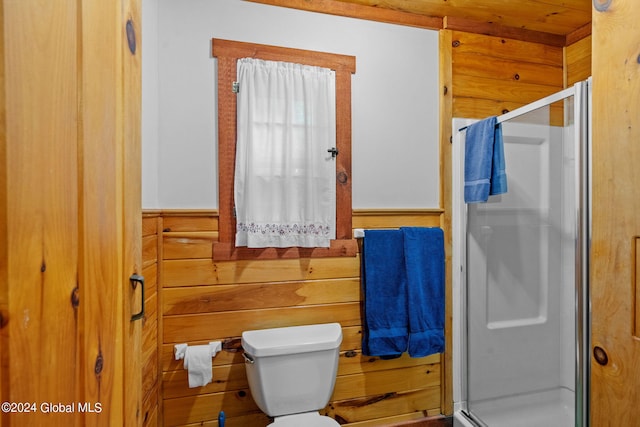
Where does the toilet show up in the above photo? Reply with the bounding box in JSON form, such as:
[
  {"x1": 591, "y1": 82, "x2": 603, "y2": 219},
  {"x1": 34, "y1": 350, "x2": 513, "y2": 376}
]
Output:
[{"x1": 241, "y1": 323, "x2": 343, "y2": 426}]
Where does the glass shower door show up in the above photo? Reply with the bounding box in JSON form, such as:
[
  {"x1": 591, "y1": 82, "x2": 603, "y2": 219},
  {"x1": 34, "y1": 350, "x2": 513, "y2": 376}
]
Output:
[{"x1": 464, "y1": 95, "x2": 580, "y2": 427}]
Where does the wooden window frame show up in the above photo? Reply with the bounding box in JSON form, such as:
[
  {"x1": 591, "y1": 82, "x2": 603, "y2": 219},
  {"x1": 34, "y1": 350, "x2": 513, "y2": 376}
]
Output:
[{"x1": 211, "y1": 38, "x2": 357, "y2": 260}]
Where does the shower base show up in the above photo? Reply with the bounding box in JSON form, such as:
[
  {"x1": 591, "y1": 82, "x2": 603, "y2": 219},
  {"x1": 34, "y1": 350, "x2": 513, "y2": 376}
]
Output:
[{"x1": 454, "y1": 387, "x2": 574, "y2": 427}]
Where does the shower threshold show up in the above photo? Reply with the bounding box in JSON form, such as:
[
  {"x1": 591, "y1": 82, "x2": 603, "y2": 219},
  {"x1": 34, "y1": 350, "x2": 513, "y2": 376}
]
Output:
[{"x1": 464, "y1": 387, "x2": 574, "y2": 427}]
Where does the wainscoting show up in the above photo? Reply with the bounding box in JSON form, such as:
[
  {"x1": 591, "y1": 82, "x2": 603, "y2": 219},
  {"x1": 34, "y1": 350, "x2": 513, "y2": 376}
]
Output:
[{"x1": 147, "y1": 209, "x2": 446, "y2": 426}]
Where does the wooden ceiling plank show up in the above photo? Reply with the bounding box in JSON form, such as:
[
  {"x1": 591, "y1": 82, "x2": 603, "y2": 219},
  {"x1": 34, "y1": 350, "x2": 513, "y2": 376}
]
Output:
[
  {"x1": 245, "y1": 0, "x2": 590, "y2": 47},
  {"x1": 245, "y1": 0, "x2": 443, "y2": 29}
]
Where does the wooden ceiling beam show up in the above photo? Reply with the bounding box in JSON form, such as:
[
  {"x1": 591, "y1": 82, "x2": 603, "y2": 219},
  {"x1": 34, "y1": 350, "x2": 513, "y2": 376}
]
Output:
[
  {"x1": 246, "y1": 0, "x2": 442, "y2": 30},
  {"x1": 245, "y1": 0, "x2": 590, "y2": 47},
  {"x1": 566, "y1": 22, "x2": 592, "y2": 46}
]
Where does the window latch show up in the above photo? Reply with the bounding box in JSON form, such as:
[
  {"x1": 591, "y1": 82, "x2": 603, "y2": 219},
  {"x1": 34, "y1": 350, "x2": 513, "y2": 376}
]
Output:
[{"x1": 327, "y1": 147, "x2": 339, "y2": 158}]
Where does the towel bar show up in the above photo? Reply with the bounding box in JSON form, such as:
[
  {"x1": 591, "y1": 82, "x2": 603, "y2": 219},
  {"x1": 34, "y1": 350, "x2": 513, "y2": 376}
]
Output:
[{"x1": 354, "y1": 228, "x2": 399, "y2": 238}]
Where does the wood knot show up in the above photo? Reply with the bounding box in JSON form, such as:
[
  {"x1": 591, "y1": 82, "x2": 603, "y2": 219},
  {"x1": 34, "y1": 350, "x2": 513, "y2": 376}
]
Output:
[
  {"x1": 593, "y1": 0, "x2": 611, "y2": 12},
  {"x1": 337, "y1": 171, "x2": 348, "y2": 185},
  {"x1": 126, "y1": 19, "x2": 136, "y2": 54},
  {"x1": 0, "y1": 310, "x2": 8, "y2": 329},
  {"x1": 452, "y1": 40, "x2": 460, "y2": 48},
  {"x1": 344, "y1": 350, "x2": 358, "y2": 358},
  {"x1": 514, "y1": 73, "x2": 520, "y2": 81},
  {"x1": 501, "y1": 109, "x2": 510, "y2": 114},
  {"x1": 94, "y1": 351, "x2": 104, "y2": 376},
  {"x1": 593, "y1": 346, "x2": 609, "y2": 366},
  {"x1": 70, "y1": 286, "x2": 80, "y2": 309}
]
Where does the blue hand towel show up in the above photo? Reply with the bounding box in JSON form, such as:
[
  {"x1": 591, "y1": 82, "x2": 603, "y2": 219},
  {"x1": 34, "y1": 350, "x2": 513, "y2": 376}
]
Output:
[
  {"x1": 401, "y1": 227, "x2": 445, "y2": 358},
  {"x1": 490, "y1": 123, "x2": 507, "y2": 196},
  {"x1": 464, "y1": 116, "x2": 507, "y2": 203},
  {"x1": 362, "y1": 229, "x2": 408, "y2": 357}
]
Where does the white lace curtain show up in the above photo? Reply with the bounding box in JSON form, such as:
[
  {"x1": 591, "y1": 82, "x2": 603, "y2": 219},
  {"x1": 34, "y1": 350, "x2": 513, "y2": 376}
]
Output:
[{"x1": 234, "y1": 58, "x2": 337, "y2": 248}]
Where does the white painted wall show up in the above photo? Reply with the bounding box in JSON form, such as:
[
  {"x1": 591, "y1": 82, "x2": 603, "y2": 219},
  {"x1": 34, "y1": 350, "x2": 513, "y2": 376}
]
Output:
[
  {"x1": 142, "y1": 0, "x2": 160, "y2": 208},
  {"x1": 142, "y1": 0, "x2": 439, "y2": 209}
]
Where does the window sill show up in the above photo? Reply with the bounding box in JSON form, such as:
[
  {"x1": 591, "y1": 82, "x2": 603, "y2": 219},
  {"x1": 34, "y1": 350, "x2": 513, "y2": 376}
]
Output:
[{"x1": 212, "y1": 239, "x2": 358, "y2": 260}]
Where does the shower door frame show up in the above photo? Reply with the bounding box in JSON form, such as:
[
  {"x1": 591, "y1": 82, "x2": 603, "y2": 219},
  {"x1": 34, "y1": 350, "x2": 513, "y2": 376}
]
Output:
[{"x1": 452, "y1": 79, "x2": 591, "y2": 427}]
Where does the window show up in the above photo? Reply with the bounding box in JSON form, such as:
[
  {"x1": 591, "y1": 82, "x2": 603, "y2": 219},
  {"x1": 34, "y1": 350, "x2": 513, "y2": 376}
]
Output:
[
  {"x1": 235, "y1": 58, "x2": 336, "y2": 248},
  {"x1": 212, "y1": 39, "x2": 357, "y2": 260}
]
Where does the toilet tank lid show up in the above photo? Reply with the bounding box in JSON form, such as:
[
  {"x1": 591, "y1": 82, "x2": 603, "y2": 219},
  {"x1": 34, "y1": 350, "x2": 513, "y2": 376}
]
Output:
[{"x1": 242, "y1": 323, "x2": 342, "y2": 357}]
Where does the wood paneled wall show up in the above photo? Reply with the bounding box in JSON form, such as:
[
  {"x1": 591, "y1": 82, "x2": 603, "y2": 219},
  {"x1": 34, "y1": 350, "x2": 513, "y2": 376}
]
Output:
[
  {"x1": 143, "y1": 213, "x2": 163, "y2": 426},
  {"x1": 154, "y1": 209, "x2": 444, "y2": 427},
  {"x1": 443, "y1": 30, "x2": 566, "y2": 123},
  {"x1": 565, "y1": 35, "x2": 592, "y2": 87}
]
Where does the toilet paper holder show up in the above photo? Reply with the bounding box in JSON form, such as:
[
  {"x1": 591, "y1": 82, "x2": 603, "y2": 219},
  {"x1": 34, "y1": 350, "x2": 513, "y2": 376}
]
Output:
[{"x1": 174, "y1": 341, "x2": 222, "y2": 361}]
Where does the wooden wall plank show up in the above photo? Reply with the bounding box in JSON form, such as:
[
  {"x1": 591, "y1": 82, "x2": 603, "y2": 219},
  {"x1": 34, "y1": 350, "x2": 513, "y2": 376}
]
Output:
[
  {"x1": 162, "y1": 342, "x2": 245, "y2": 372},
  {"x1": 176, "y1": 412, "x2": 270, "y2": 427},
  {"x1": 0, "y1": 0, "x2": 7, "y2": 412},
  {"x1": 565, "y1": 35, "x2": 592, "y2": 87},
  {"x1": 332, "y1": 364, "x2": 440, "y2": 402},
  {"x1": 142, "y1": 262, "x2": 158, "y2": 300},
  {"x1": 163, "y1": 364, "x2": 248, "y2": 399},
  {"x1": 164, "y1": 303, "x2": 362, "y2": 343},
  {"x1": 163, "y1": 215, "x2": 218, "y2": 232},
  {"x1": 143, "y1": 234, "x2": 158, "y2": 266},
  {"x1": 163, "y1": 256, "x2": 361, "y2": 287},
  {"x1": 451, "y1": 31, "x2": 563, "y2": 66},
  {"x1": 163, "y1": 390, "x2": 263, "y2": 426},
  {"x1": 453, "y1": 97, "x2": 563, "y2": 120},
  {"x1": 141, "y1": 212, "x2": 161, "y2": 427},
  {"x1": 164, "y1": 231, "x2": 216, "y2": 259},
  {"x1": 3, "y1": 1, "x2": 80, "y2": 424},
  {"x1": 452, "y1": 74, "x2": 562, "y2": 106},
  {"x1": 143, "y1": 216, "x2": 159, "y2": 237},
  {"x1": 163, "y1": 278, "x2": 361, "y2": 315},
  {"x1": 328, "y1": 387, "x2": 441, "y2": 424},
  {"x1": 352, "y1": 211, "x2": 442, "y2": 229},
  {"x1": 452, "y1": 52, "x2": 563, "y2": 87}
]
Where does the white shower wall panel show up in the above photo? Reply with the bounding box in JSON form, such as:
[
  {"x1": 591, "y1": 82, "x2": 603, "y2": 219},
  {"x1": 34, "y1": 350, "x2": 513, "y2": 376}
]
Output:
[{"x1": 466, "y1": 123, "x2": 575, "y2": 403}]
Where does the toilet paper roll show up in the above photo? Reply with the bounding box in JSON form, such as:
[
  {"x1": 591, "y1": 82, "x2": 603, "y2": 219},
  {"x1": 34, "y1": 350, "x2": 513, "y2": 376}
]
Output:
[{"x1": 184, "y1": 345, "x2": 213, "y2": 388}]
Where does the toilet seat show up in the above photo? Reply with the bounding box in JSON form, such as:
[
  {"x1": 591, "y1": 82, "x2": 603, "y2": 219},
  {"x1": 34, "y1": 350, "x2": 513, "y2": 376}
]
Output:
[{"x1": 268, "y1": 412, "x2": 340, "y2": 427}]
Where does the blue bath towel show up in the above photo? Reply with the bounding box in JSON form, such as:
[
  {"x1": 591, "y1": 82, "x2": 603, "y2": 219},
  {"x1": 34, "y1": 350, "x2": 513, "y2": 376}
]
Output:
[
  {"x1": 490, "y1": 123, "x2": 507, "y2": 196},
  {"x1": 362, "y1": 229, "x2": 408, "y2": 357},
  {"x1": 464, "y1": 116, "x2": 507, "y2": 203},
  {"x1": 401, "y1": 227, "x2": 445, "y2": 357},
  {"x1": 361, "y1": 228, "x2": 445, "y2": 359}
]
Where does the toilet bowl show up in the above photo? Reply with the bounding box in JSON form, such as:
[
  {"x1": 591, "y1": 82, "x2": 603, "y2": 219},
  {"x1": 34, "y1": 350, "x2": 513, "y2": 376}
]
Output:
[{"x1": 241, "y1": 323, "x2": 342, "y2": 427}]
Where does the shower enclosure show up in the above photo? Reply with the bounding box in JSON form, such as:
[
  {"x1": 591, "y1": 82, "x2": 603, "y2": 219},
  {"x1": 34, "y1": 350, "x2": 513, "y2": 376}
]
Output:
[{"x1": 452, "y1": 79, "x2": 590, "y2": 427}]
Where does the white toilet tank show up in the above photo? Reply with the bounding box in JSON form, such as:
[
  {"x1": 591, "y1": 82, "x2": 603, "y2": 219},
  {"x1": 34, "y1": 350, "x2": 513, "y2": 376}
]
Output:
[{"x1": 241, "y1": 323, "x2": 342, "y2": 417}]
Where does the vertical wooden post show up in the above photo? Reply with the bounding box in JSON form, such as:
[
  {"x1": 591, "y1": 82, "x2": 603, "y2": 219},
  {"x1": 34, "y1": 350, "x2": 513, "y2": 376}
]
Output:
[
  {"x1": 439, "y1": 28, "x2": 454, "y2": 416},
  {"x1": 1, "y1": 0, "x2": 142, "y2": 425},
  {"x1": 591, "y1": 0, "x2": 640, "y2": 424},
  {"x1": 3, "y1": 1, "x2": 81, "y2": 425}
]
